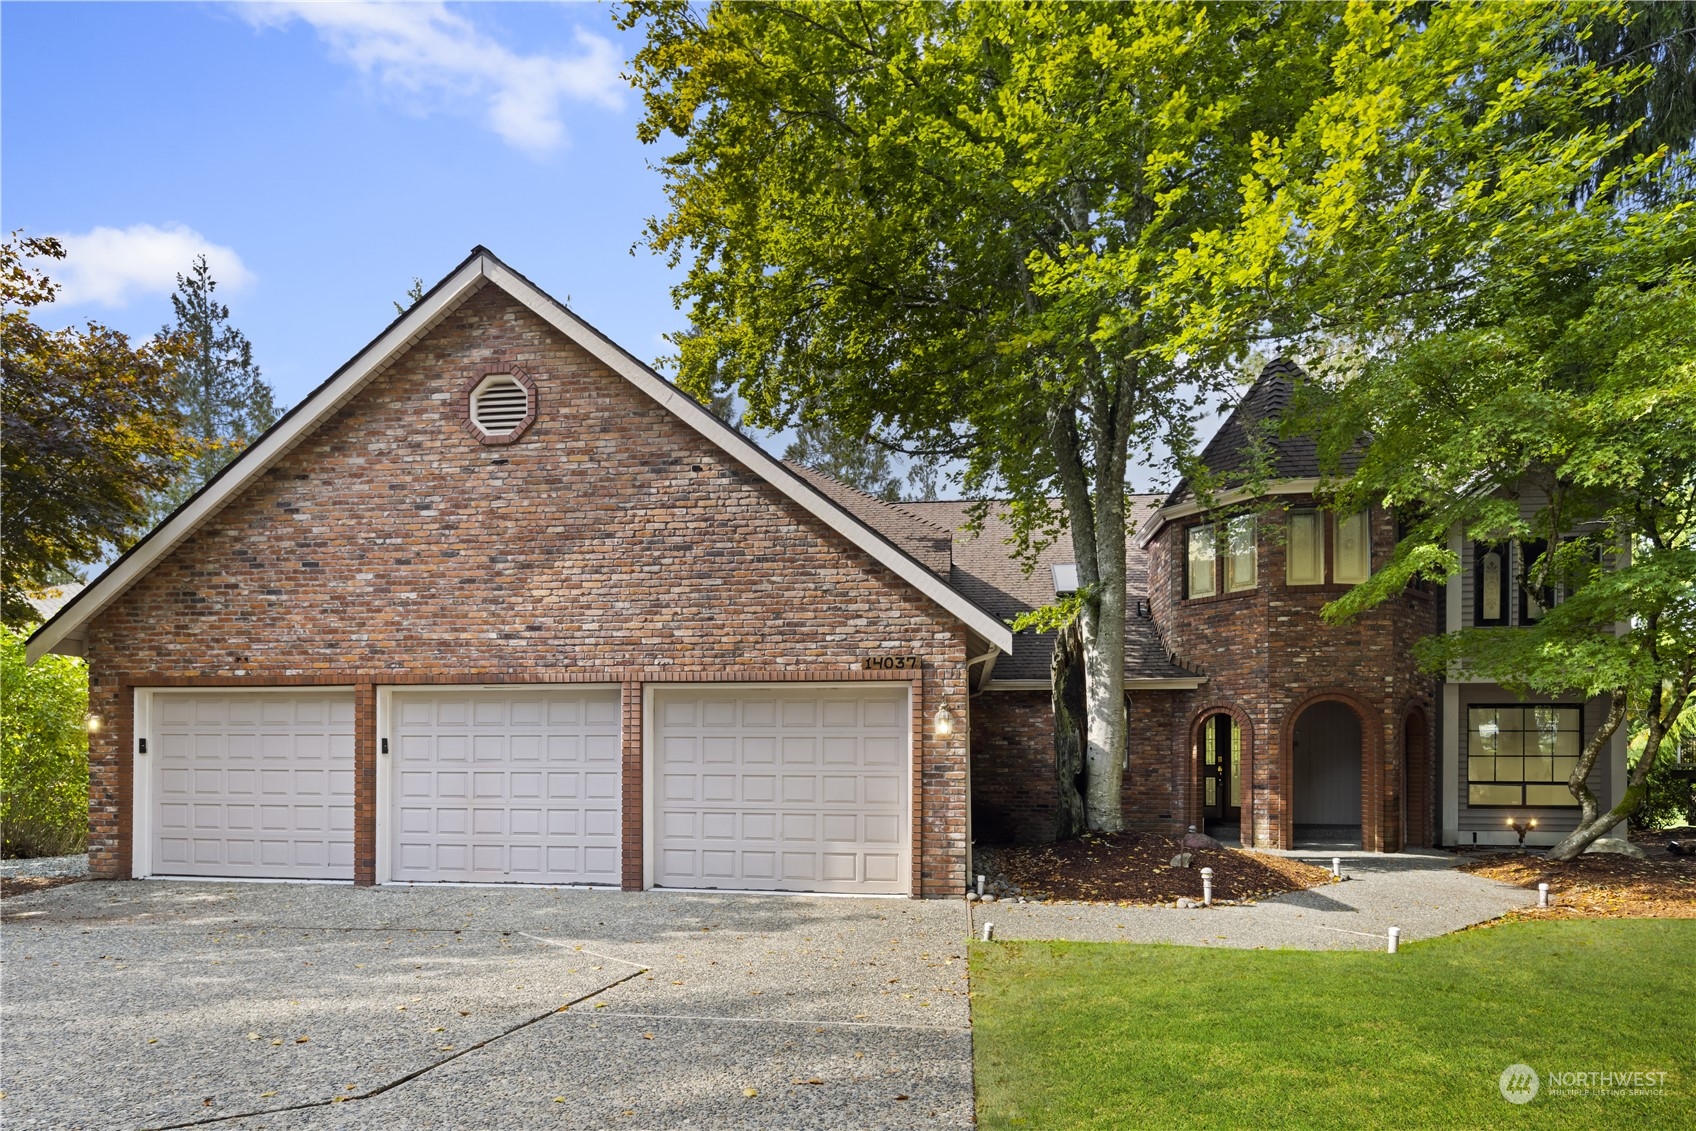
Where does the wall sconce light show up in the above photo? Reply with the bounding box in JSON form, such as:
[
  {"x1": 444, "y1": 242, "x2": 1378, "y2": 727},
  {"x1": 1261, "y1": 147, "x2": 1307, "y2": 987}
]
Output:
[
  {"x1": 84, "y1": 714, "x2": 102, "y2": 734},
  {"x1": 1507, "y1": 815, "x2": 1537, "y2": 847},
  {"x1": 934, "y1": 706, "x2": 954, "y2": 737}
]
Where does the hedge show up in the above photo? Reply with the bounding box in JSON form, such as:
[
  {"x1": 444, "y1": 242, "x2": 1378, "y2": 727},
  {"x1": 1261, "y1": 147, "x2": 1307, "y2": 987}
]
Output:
[{"x1": 1, "y1": 625, "x2": 89, "y2": 857}]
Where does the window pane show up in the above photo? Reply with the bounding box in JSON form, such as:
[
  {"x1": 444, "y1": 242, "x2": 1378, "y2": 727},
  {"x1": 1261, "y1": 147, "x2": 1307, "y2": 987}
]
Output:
[
  {"x1": 1526, "y1": 784, "x2": 1580, "y2": 807},
  {"x1": 1335, "y1": 511, "x2": 1371, "y2": 583},
  {"x1": 1470, "y1": 784, "x2": 1522, "y2": 806},
  {"x1": 1204, "y1": 723, "x2": 1216, "y2": 766},
  {"x1": 1205, "y1": 778, "x2": 1216, "y2": 805},
  {"x1": 1494, "y1": 757, "x2": 1523, "y2": 782},
  {"x1": 1554, "y1": 730, "x2": 1580, "y2": 758},
  {"x1": 1287, "y1": 511, "x2": 1322, "y2": 584},
  {"x1": 1187, "y1": 525, "x2": 1216, "y2": 598},
  {"x1": 1524, "y1": 755, "x2": 1553, "y2": 782},
  {"x1": 1469, "y1": 756, "x2": 1494, "y2": 782},
  {"x1": 1494, "y1": 730, "x2": 1523, "y2": 759},
  {"x1": 1226, "y1": 516, "x2": 1257, "y2": 591},
  {"x1": 1468, "y1": 731, "x2": 1495, "y2": 760},
  {"x1": 1552, "y1": 757, "x2": 1579, "y2": 781}
]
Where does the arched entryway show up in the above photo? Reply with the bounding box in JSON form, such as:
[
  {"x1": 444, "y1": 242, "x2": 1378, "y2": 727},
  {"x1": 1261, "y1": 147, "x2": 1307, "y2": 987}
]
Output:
[
  {"x1": 1196, "y1": 712, "x2": 1244, "y2": 845},
  {"x1": 1292, "y1": 701, "x2": 1363, "y2": 848},
  {"x1": 1402, "y1": 707, "x2": 1432, "y2": 848}
]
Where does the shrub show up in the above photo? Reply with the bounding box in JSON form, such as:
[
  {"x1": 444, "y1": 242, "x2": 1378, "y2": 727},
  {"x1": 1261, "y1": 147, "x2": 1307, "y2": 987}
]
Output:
[
  {"x1": 1627, "y1": 719, "x2": 1696, "y2": 833},
  {"x1": 1, "y1": 625, "x2": 89, "y2": 856}
]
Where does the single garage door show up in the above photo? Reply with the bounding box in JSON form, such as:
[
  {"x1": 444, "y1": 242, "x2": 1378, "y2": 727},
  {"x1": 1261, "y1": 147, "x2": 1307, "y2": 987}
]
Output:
[
  {"x1": 653, "y1": 687, "x2": 909, "y2": 894},
  {"x1": 390, "y1": 689, "x2": 621, "y2": 884},
  {"x1": 151, "y1": 691, "x2": 355, "y2": 880}
]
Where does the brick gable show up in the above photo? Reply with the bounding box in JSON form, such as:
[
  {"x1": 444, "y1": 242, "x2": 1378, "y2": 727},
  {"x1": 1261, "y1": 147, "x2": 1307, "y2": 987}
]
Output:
[{"x1": 82, "y1": 285, "x2": 973, "y2": 894}]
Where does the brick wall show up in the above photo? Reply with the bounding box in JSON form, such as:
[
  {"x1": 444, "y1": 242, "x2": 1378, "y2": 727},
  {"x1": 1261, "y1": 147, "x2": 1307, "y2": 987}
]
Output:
[
  {"x1": 969, "y1": 692, "x2": 1058, "y2": 844},
  {"x1": 1146, "y1": 501, "x2": 1437, "y2": 850},
  {"x1": 81, "y1": 284, "x2": 972, "y2": 895}
]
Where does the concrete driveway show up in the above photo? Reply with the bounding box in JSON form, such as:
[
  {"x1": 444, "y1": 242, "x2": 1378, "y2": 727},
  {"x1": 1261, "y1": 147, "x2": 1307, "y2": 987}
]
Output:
[{"x1": 1, "y1": 882, "x2": 974, "y2": 1130}]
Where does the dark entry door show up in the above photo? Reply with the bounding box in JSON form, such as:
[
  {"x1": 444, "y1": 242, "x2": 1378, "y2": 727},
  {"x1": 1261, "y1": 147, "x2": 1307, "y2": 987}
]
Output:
[{"x1": 1202, "y1": 715, "x2": 1241, "y2": 823}]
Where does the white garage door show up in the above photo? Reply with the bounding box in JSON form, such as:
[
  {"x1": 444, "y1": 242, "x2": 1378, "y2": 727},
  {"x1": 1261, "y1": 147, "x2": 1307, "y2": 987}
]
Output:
[
  {"x1": 390, "y1": 689, "x2": 621, "y2": 884},
  {"x1": 151, "y1": 692, "x2": 355, "y2": 880},
  {"x1": 653, "y1": 687, "x2": 909, "y2": 895}
]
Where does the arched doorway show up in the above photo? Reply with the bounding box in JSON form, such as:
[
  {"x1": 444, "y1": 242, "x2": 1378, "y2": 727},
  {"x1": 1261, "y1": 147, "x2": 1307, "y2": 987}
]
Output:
[
  {"x1": 1402, "y1": 708, "x2": 1432, "y2": 848},
  {"x1": 1197, "y1": 712, "x2": 1243, "y2": 844},
  {"x1": 1292, "y1": 701, "x2": 1362, "y2": 848}
]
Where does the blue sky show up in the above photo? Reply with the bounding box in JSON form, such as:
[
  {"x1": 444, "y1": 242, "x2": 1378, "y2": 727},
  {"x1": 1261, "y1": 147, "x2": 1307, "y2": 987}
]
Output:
[
  {"x1": 5, "y1": 1, "x2": 1219, "y2": 494},
  {"x1": 4, "y1": 2, "x2": 683, "y2": 409}
]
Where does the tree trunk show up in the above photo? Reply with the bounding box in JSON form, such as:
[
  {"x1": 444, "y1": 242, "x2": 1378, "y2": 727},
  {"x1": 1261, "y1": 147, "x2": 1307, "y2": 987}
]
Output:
[
  {"x1": 1051, "y1": 617, "x2": 1089, "y2": 840},
  {"x1": 1547, "y1": 690, "x2": 1631, "y2": 860},
  {"x1": 1077, "y1": 544, "x2": 1128, "y2": 833}
]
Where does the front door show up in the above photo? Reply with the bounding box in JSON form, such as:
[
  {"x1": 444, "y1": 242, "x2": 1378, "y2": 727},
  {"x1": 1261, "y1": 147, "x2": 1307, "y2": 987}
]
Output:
[{"x1": 1202, "y1": 714, "x2": 1241, "y2": 826}]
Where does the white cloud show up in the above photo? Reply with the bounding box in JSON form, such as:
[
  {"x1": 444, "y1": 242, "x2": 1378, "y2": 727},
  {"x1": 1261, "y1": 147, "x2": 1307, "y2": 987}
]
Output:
[
  {"x1": 42, "y1": 224, "x2": 254, "y2": 308},
  {"x1": 246, "y1": 2, "x2": 623, "y2": 156}
]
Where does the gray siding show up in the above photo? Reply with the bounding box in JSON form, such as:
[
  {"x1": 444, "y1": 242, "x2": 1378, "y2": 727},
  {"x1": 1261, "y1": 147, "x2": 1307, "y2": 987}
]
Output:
[{"x1": 1453, "y1": 684, "x2": 1612, "y2": 839}]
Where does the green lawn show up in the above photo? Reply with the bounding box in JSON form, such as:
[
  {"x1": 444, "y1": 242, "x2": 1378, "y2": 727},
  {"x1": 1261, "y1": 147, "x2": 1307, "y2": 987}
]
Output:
[{"x1": 971, "y1": 920, "x2": 1695, "y2": 1130}]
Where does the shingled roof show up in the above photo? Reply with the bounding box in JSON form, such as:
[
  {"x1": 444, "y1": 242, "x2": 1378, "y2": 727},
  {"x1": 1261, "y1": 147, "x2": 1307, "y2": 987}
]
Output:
[
  {"x1": 900, "y1": 498, "x2": 1200, "y2": 687},
  {"x1": 1165, "y1": 358, "x2": 1329, "y2": 506}
]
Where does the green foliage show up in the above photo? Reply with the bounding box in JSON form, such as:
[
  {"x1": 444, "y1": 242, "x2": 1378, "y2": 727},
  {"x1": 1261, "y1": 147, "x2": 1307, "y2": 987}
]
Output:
[
  {"x1": 1629, "y1": 715, "x2": 1696, "y2": 831},
  {"x1": 0, "y1": 625, "x2": 89, "y2": 857},
  {"x1": 973, "y1": 923, "x2": 1696, "y2": 1130},
  {"x1": 152, "y1": 255, "x2": 281, "y2": 519},
  {"x1": 783, "y1": 409, "x2": 902, "y2": 501},
  {"x1": 393, "y1": 275, "x2": 427, "y2": 317},
  {"x1": 1, "y1": 233, "x2": 191, "y2": 627}
]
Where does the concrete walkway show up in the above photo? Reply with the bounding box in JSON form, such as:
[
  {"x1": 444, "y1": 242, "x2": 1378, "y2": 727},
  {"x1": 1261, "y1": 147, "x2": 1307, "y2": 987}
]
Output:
[
  {"x1": 1, "y1": 882, "x2": 973, "y2": 1130},
  {"x1": 970, "y1": 849, "x2": 1534, "y2": 950}
]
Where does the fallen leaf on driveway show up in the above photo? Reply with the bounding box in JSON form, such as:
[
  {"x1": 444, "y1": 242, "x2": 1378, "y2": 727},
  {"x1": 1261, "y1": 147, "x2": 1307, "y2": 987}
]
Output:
[
  {"x1": 742, "y1": 1087, "x2": 758, "y2": 1098},
  {"x1": 895, "y1": 1094, "x2": 910, "y2": 1101},
  {"x1": 642, "y1": 1033, "x2": 654, "y2": 1040},
  {"x1": 271, "y1": 1040, "x2": 282, "y2": 1047},
  {"x1": 259, "y1": 1092, "x2": 277, "y2": 1098},
  {"x1": 294, "y1": 1036, "x2": 310, "y2": 1044},
  {"x1": 458, "y1": 1010, "x2": 470, "y2": 1016},
  {"x1": 247, "y1": 1032, "x2": 260, "y2": 1040},
  {"x1": 554, "y1": 1097, "x2": 566, "y2": 1103}
]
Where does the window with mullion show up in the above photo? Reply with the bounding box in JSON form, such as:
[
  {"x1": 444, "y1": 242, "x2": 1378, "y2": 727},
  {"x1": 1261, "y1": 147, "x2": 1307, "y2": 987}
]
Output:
[{"x1": 1466, "y1": 705, "x2": 1582, "y2": 807}]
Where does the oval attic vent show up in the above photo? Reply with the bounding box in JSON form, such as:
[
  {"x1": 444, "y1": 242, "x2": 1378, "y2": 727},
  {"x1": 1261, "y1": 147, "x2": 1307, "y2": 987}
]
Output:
[{"x1": 472, "y1": 376, "x2": 529, "y2": 435}]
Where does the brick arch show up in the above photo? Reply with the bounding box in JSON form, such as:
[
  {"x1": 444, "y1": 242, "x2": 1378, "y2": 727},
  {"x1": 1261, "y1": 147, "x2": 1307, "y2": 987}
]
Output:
[
  {"x1": 1398, "y1": 697, "x2": 1435, "y2": 849},
  {"x1": 1185, "y1": 702, "x2": 1256, "y2": 846},
  {"x1": 1278, "y1": 688, "x2": 1387, "y2": 851}
]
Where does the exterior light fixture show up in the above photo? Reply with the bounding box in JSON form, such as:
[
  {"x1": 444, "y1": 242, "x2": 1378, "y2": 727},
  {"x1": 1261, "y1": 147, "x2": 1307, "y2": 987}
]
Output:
[
  {"x1": 934, "y1": 706, "x2": 954, "y2": 737},
  {"x1": 85, "y1": 714, "x2": 102, "y2": 734},
  {"x1": 1507, "y1": 816, "x2": 1536, "y2": 847}
]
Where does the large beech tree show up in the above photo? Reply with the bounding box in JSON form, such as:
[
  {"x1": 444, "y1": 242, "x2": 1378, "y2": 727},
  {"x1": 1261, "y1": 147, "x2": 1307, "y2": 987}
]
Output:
[{"x1": 621, "y1": 0, "x2": 1341, "y2": 831}]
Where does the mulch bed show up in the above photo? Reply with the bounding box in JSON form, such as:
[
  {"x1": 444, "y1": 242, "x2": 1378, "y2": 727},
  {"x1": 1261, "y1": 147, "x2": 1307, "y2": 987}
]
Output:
[
  {"x1": 1456, "y1": 826, "x2": 1696, "y2": 921},
  {"x1": 975, "y1": 831, "x2": 1335, "y2": 905},
  {"x1": 0, "y1": 875, "x2": 85, "y2": 901}
]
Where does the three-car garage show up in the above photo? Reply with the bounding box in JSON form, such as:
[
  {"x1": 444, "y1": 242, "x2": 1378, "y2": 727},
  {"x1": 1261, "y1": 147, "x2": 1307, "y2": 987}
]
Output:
[{"x1": 133, "y1": 684, "x2": 913, "y2": 896}]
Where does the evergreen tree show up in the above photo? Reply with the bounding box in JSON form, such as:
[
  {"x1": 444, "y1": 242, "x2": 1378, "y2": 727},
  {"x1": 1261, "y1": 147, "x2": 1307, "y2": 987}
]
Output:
[
  {"x1": 783, "y1": 412, "x2": 902, "y2": 502},
  {"x1": 154, "y1": 256, "x2": 280, "y2": 516}
]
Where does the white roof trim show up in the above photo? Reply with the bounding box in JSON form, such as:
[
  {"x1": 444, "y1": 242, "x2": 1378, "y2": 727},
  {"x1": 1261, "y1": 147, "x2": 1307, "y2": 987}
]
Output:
[
  {"x1": 30, "y1": 249, "x2": 1012, "y2": 662},
  {"x1": 1138, "y1": 478, "x2": 1326, "y2": 548}
]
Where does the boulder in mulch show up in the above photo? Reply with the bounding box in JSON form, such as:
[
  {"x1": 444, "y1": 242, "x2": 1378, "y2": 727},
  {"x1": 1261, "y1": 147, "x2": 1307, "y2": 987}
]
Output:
[
  {"x1": 1584, "y1": 837, "x2": 1647, "y2": 859},
  {"x1": 1182, "y1": 831, "x2": 1225, "y2": 851}
]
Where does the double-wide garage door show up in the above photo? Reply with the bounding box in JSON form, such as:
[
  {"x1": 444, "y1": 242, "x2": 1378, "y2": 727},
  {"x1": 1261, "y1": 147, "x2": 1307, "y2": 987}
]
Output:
[{"x1": 145, "y1": 685, "x2": 909, "y2": 894}]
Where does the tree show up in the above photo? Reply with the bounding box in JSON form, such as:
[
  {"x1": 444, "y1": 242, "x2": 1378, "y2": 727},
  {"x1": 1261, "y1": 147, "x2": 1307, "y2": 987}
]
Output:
[
  {"x1": 622, "y1": 0, "x2": 1344, "y2": 831},
  {"x1": 152, "y1": 255, "x2": 280, "y2": 517},
  {"x1": 394, "y1": 275, "x2": 427, "y2": 317},
  {"x1": 1, "y1": 234, "x2": 189, "y2": 627},
  {"x1": 1174, "y1": 2, "x2": 1696, "y2": 857},
  {"x1": 783, "y1": 409, "x2": 903, "y2": 501}
]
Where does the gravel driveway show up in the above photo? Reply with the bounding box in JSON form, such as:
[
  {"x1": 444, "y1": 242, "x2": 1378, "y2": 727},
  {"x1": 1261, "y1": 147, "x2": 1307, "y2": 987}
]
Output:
[{"x1": 1, "y1": 883, "x2": 973, "y2": 1130}]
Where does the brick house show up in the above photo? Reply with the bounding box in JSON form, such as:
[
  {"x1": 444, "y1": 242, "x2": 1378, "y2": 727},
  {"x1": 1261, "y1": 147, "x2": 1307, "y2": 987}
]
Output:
[{"x1": 29, "y1": 250, "x2": 1624, "y2": 899}]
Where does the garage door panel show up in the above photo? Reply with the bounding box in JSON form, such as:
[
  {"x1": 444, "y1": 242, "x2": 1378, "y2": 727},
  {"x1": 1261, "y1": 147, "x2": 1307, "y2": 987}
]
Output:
[
  {"x1": 150, "y1": 692, "x2": 354, "y2": 880},
  {"x1": 654, "y1": 688, "x2": 909, "y2": 895},
  {"x1": 389, "y1": 689, "x2": 621, "y2": 885}
]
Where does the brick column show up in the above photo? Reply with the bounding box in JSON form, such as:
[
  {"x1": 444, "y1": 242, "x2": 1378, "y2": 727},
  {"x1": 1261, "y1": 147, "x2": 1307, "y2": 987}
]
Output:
[
  {"x1": 621, "y1": 681, "x2": 643, "y2": 892},
  {"x1": 354, "y1": 682, "x2": 377, "y2": 886}
]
